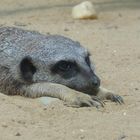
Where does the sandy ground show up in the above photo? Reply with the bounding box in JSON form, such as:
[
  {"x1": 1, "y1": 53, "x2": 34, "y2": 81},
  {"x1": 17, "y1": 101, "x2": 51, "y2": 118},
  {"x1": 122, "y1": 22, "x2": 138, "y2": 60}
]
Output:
[{"x1": 0, "y1": 0, "x2": 140, "y2": 140}]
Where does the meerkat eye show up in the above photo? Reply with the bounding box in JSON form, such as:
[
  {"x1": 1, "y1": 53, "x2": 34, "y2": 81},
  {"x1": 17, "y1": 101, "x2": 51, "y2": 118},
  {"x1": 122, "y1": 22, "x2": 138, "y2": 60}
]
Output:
[
  {"x1": 57, "y1": 61, "x2": 72, "y2": 71},
  {"x1": 51, "y1": 60, "x2": 77, "y2": 73}
]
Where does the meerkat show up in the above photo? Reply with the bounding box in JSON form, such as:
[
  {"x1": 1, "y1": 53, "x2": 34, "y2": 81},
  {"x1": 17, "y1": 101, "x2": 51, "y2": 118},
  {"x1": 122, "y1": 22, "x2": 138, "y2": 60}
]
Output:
[{"x1": 0, "y1": 27, "x2": 123, "y2": 107}]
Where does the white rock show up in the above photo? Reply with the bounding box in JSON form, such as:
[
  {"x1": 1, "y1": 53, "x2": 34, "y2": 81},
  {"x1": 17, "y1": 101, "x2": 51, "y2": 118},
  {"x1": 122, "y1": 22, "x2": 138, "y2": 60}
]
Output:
[
  {"x1": 80, "y1": 129, "x2": 84, "y2": 132},
  {"x1": 72, "y1": 1, "x2": 98, "y2": 19},
  {"x1": 123, "y1": 112, "x2": 126, "y2": 116},
  {"x1": 39, "y1": 97, "x2": 59, "y2": 105}
]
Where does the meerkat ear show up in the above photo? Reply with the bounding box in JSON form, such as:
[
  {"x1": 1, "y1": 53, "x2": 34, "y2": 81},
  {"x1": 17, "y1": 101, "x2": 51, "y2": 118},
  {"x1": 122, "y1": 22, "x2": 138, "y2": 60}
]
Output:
[{"x1": 20, "y1": 56, "x2": 36, "y2": 82}]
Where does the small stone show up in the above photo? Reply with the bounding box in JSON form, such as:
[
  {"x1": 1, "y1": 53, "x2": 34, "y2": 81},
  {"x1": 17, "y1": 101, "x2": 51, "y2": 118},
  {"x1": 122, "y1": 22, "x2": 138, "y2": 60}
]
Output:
[
  {"x1": 2, "y1": 98, "x2": 5, "y2": 101},
  {"x1": 135, "y1": 88, "x2": 138, "y2": 91},
  {"x1": 123, "y1": 112, "x2": 126, "y2": 116},
  {"x1": 72, "y1": 131, "x2": 76, "y2": 134},
  {"x1": 118, "y1": 134, "x2": 127, "y2": 140},
  {"x1": 114, "y1": 26, "x2": 118, "y2": 29},
  {"x1": 118, "y1": 13, "x2": 122, "y2": 17},
  {"x1": 72, "y1": 1, "x2": 98, "y2": 19},
  {"x1": 113, "y1": 50, "x2": 117, "y2": 53},
  {"x1": 17, "y1": 120, "x2": 25, "y2": 124},
  {"x1": 80, "y1": 129, "x2": 84, "y2": 132},
  {"x1": 46, "y1": 32, "x2": 50, "y2": 35},
  {"x1": 43, "y1": 107, "x2": 47, "y2": 110},
  {"x1": 64, "y1": 28, "x2": 69, "y2": 31},
  {"x1": 2, "y1": 124, "x2": 8, "y2": 128},
  {"x1": 80, "y1": 135, "x2": 85, "y2": 139},
  {"x1": 17, "y1": 105, "x2": 22, "y2": 108},
  {"x1": 15, "y1": 132, "x2": 21, "y2": 136}
]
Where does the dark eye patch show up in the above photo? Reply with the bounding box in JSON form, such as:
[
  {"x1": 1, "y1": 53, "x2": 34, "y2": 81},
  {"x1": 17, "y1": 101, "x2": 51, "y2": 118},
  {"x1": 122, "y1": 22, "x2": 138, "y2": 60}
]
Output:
[
  {"x1": 20, "y1": 57, "x2": 36, "y2": 82},
  {"x1": 56, "y1": 61, "x2": 72, "y2": 72},
  {"x1": 51, "y1": 60, "x2": 79, "y2": 79},
  {"x1": 51, "y1": 60, "x2": 77, "y2": 72}
]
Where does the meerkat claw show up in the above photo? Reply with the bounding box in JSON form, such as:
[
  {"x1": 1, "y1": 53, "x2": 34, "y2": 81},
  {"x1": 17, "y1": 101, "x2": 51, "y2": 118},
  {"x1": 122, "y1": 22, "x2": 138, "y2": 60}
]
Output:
[{"x1": 112, "y1": 95, "x2": 124, "y2": 104}]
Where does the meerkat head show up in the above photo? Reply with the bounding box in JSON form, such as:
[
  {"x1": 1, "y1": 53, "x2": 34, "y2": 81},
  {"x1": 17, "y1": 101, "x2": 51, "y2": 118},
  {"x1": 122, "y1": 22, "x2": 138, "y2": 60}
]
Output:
[{"x1": 19, "y1": 35, "x2": 100, "y2": 94}]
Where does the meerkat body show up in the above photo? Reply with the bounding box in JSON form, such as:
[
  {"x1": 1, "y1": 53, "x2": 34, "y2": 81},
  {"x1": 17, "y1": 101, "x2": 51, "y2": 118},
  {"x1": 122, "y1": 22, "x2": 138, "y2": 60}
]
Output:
[{"x1": 0, "y1": 27, "x2": 123, "y2": 107}]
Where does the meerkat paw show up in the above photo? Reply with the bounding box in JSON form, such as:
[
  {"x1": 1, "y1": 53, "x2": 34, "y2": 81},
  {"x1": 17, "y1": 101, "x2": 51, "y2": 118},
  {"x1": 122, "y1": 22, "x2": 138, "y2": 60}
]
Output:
[
  {"x1": 91, "y1": 95, "x2": 105, "y2": 107},
  {"x1": 97, "y1": 88, "x2": 124, "y2": 105},
  {"x1": 107, "y1": 93, "x2": 124, "y2": 104},
  {"x1": 104, "y1": 90, "x2": 124, "y2": 104},
  {"x1": 64, "y1": 93, "x2": 104, "y2": 108}
]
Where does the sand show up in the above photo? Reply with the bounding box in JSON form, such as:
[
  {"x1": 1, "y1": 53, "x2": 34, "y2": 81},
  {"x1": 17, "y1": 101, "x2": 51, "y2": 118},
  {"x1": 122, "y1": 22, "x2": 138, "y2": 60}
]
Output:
[{"x1": 0, "y1": 0, "x2": 140, "y2": 140}]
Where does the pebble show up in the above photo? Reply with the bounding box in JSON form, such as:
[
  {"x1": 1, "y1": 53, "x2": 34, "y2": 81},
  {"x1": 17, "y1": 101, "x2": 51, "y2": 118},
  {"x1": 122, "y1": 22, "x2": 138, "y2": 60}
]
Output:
[
  {"x1": 64, "y1": 28, "x2": 69, "y2": 31},
  {"x1": 123, "y1": 112, "x2": 126, "y2": 116},
  {"x1": 135, "y1": 88, "x2": 138, "y2": 91},
  {"x1": 80, "y1": 135, "x2": 85, "y2": 139},
  {"x1": 15, "y1": 132, "x2": 21, "y2": 136},
  {"x1": 72, "y1": 1, "x2": 98, "y2": 19},
  {"x1": 80, "y1": 129, "x2": 84, "y2": 132},
  {"x1": 2, "y1": 124, "x2": 8, "y2": 128}
]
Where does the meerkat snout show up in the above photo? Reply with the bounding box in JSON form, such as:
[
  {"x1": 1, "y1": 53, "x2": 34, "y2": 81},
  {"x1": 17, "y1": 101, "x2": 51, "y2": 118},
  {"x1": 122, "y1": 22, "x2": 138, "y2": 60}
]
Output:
[
  {"x1": 90, "y1": 73, "x2": 100, "y2": 88},
  {"x1": 49, "y1": 52, "x2": 101, "y2": 95}
]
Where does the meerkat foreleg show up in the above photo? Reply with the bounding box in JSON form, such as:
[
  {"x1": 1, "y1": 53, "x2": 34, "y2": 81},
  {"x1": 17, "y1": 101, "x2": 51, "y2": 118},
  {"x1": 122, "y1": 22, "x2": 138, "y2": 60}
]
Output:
[
  {"x1": 91, "y1": 87, "x2": 124, "y2": 104},
  {"x1": 22, "y1": 82, "x2": 104, "y2": 107}
]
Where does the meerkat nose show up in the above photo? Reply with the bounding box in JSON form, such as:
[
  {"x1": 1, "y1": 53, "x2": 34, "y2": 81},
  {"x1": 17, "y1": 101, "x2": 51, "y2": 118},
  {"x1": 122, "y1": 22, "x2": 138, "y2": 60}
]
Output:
[{"x1": 91, "y1": 75, "x2": 100, "y2": 88}]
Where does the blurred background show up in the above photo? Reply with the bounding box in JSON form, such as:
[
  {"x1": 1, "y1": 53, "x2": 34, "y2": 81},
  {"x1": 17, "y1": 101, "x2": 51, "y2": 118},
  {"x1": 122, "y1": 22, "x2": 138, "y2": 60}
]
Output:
[{"x1": 0, "y1": 0, "x2": 140, "y2": 30}]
